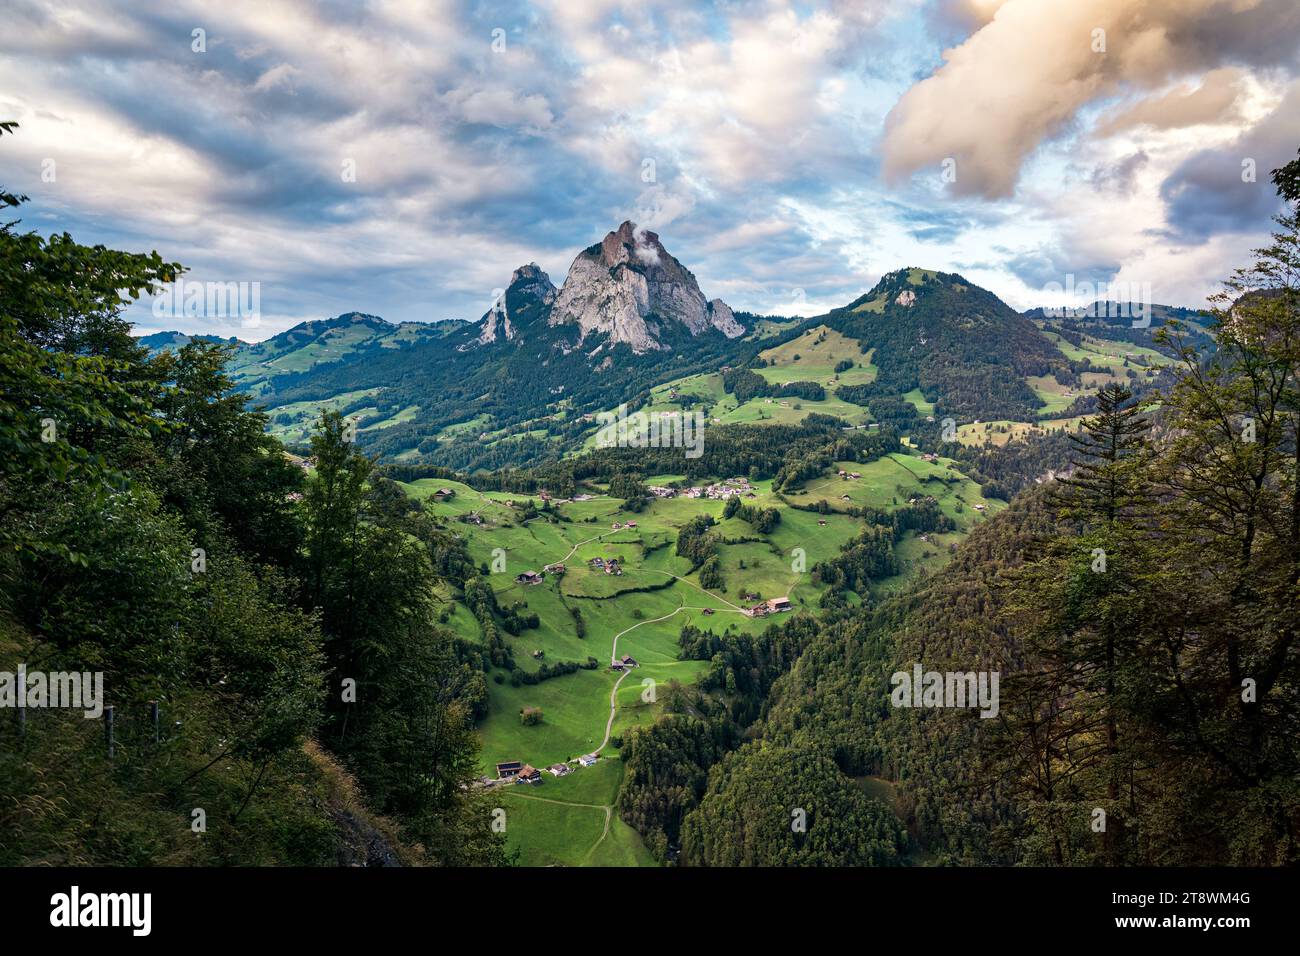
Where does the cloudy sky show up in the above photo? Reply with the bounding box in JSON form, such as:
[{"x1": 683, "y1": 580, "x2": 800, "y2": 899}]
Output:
[{"x1": 3, "y1": 0, "x2": 1299, "y2": 339}]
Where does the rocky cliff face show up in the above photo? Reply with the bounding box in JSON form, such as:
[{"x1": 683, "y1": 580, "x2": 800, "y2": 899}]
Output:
[
  {"x1": 474, "y1": 262, "x2": 556, "y2": 345},
  {"x1": 706, "y1": 297, "x2": 744, "y2": 338},
  {"x1": 476, "y1": 299, "x2": 510, "y2": 345},
  {"x1": 548, "y1": 221, "x2": 743, "y2": 353}
]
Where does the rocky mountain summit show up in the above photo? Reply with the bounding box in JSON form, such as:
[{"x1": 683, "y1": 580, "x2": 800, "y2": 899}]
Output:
[
  {"x1": 471, "y1": 222, "x2": 741, "y2": 353},
  {"x1": 548, "y1": 221, "x2": 742, "y2": 352},
  {"x1": 475, "y1": 263, "x2": 556, "y2": 345}
]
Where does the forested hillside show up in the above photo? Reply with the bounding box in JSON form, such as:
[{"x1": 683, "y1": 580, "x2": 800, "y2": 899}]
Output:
[
  {"x1": 826, "y1": 268, "x2": 1064, "y2": 422},
  {"x1": 643, "y1": 158, "x2": 1300, "y2": 866},
  {"x1": 0, "y1": 124, "x2": 506, "y2": 866},
  {"x1": 8, "y1": 106, "x2": 1299, "y2": 871}
]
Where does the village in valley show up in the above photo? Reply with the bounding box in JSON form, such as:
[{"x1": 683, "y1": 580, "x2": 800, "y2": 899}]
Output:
[{"x1": 391, "y1": 443, "x2": 1002, "y2": 864}]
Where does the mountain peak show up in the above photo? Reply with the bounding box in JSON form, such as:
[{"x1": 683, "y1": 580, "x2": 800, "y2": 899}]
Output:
[
  {"x1": 841, "y1": 268, "x2": 979, "y2": 315},
  {"x1": 872, "y1": 267, "x2": 950, "y2": 294},
  {"x1": 473, "y1": 263, "x2": 556, "y2": 346},
  {"x1": 549, "y1": 222, "x2": 742, "y2": 353},
  {"x1": 509, "y1": 262, "x2": 551, "y2": 286},
  {"x1": 597, "y1": 220, "x2": 663, "y2": 268}
]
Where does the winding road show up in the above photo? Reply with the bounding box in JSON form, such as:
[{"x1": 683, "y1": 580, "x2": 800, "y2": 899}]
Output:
[
  {"x1": 497, "y1": 512, "x2": 750, "y2": 862},
  {"x1": 557, "y1": 530, "x2": 612, "y2": 564},
  {"x1": 594, "y1": 601, "x2": 748, "y2": 754},
  {"x1": 503, "y1": 790, "x2": 614, "y2": 859}
]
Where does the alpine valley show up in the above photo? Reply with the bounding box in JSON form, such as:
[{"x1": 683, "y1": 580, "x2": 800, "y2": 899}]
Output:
[
  {"x1": 143, "y1": 221, "x2": 1209, "y2": 473},
  {"x1": 9, "y1": 0, "x2": 1300, "y2": 889},
  {"x1": 13, "y1": 160, "x2": 1299, "y2": 870},
  {"x1": 127, "y1": 221, "x2": 1237, "y2": 867}
]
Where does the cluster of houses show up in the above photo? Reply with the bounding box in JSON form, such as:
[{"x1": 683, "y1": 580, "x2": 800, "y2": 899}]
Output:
[
  {"x1": 646, "y1": 478, "x2": 758, "y2": 502},
  {"x1": 536, "y1": 489, "x2": 592, "y2": 505},
  {"x1": 745, "y1": 596, "x2": 792, "y2": 618},
  {"x1": 837, "y1": 470, "x2": 863, "y2": 480},
  {"x1": 690, "y1": 478, "x2": 757, "y2": 501},
  {"x1": 610, "y1": 654, "x2": 638, "y2": 672},
  {"x1": 492, "y1": 762, "x2": 546, "y2": 785},
  {"x1": 487, "y1": 753, "x2": 600, "y2": 787},
  {"x1": 539, "y1": 489, "x2": 582, "y2": 505},
  {"x1": 589, "y1": 557, "x2": 621, "y2": 576},
  {"x1": 491, "y1": 760, "x2": 534, "y2": 785},
  {"x1": 514, "y1": 562, "x2": 574, "y2": 586},
  {"x1": 920, "y1": 453, "x2": 939, "y2": 462},
  {"x1": 610, "y1": 521, "x2": 637, "y2": 530}
]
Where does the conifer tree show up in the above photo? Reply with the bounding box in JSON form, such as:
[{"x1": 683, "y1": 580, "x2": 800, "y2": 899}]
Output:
[{"x1": 1054, "y1": 382, "x2": 1150, "y2": 524}]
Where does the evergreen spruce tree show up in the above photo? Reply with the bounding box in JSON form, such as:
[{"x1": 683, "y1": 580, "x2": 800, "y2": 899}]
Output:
[{"x1": 1054, "y1": 382, "x2": 1150, "y2": 524}]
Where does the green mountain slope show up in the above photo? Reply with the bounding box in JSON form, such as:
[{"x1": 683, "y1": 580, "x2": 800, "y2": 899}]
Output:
[
  {"x1": 402, "y1": 420, "x2": 1001, "y2": 865},
  {"x1": 822, "y1": 268, "x2": 1064, "y2": 422},
  {"x1": 141, "y1": 257, "x2": 1203, "y2": 475}
]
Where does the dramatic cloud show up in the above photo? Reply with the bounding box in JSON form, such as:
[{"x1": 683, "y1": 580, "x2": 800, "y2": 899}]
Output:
[
  {"x1": 1099, "y1": 67, "x2": 1247, "y2": 134},
  {"x1": 1161, "y1": 78, "x2": 1300, "y2": 238},
  {"x1": 882, "y1": 0, "x2": 1300, "y2": 198},
  {"x1": 1, "y1": 0, "x2": 1298, "y2": 337}
]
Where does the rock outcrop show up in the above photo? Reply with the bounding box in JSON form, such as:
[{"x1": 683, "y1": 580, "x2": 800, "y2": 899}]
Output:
[
  {"x1": 475, "y1": 263, "x2": 556, "y2": 345},
  {"x1": 706, "y1": 297, "x2": 744, "y2": 338},
  {"x1": 548, "y1": 221, "x2": 742, "y2": 353}
]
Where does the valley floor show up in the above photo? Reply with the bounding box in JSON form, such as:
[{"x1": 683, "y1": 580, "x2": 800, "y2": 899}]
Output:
[{"x1": 399, "y1": 448, "x2": 1003, "y2": 866}]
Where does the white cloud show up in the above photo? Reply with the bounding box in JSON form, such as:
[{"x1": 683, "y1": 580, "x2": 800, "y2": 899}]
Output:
[
  {"x1": 883, "y1": 0, "x2": 1300, "y2": 198},
  {"x1": 252, "y1": 63, "x2": 300, "y2": 93},
  {"x1": 445, "y1": 87, "x2": 555, "y2": 131},
  {"x1": 3, "y1": 0, "x2": 1297, "y2": 336}
]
